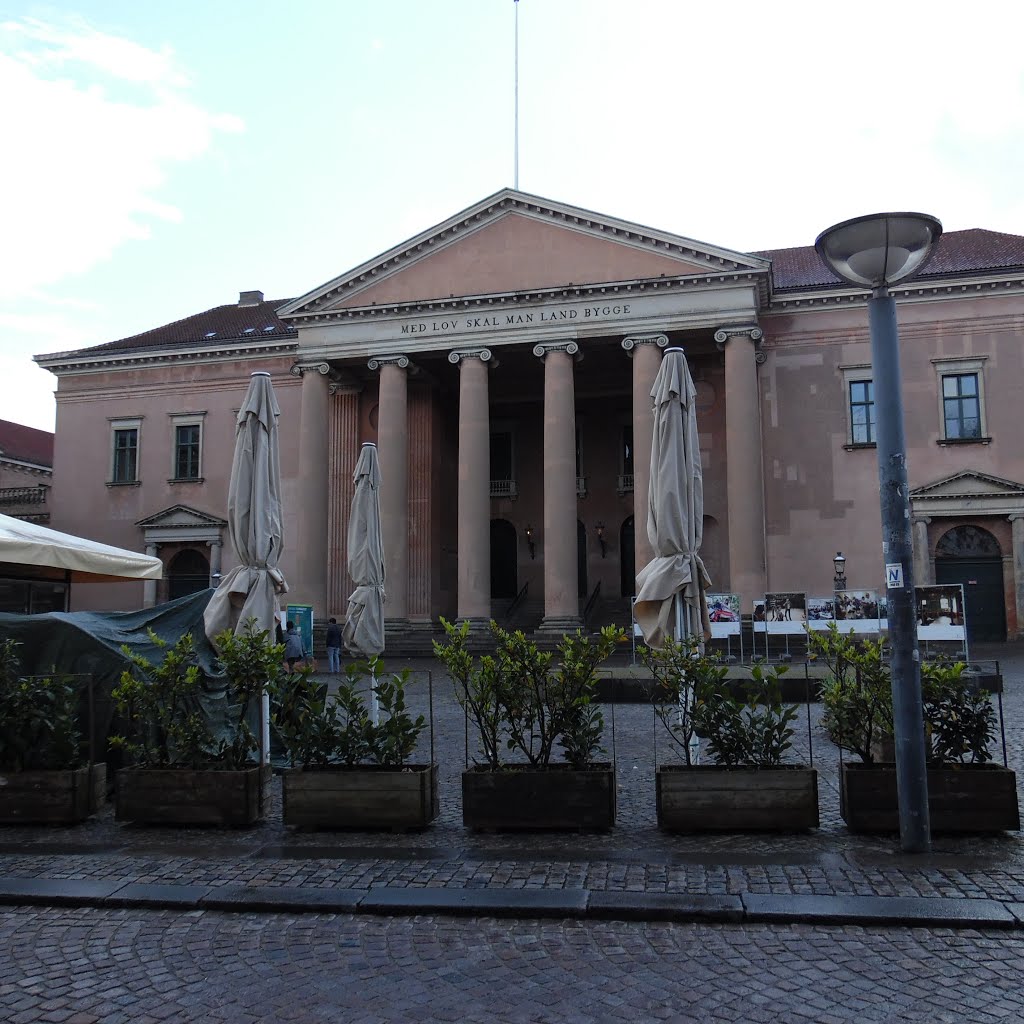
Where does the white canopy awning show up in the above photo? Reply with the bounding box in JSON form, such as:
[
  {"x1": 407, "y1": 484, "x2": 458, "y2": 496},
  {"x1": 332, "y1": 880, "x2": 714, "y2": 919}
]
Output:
[{"x1": 0, "y1": 513, "x2": 163, "y2": 581}]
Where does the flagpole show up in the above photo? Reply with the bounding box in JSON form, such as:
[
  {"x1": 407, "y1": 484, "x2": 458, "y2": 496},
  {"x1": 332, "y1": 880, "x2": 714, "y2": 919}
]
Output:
[{"x1": 513, "y1": 0, "x2": 519, "y2": 189}]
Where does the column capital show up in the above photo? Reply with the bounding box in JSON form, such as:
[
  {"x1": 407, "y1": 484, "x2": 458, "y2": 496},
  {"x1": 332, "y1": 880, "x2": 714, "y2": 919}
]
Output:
[
  {"x1": 448, "y1": 347, "x2": 496, "y2": 367},
  {"x1": 912, "y1": 515, "x2": 932, "y2": 526},
  {"x1": 1009, "y1": 513, "x2": 1024, "y2": 523},
  {"x1": 621, "y1": 333, "x2": 669, "y2": 353},
  {"x1": 714, "y1": 325, "x2": 763, "y2": 347},
  {"x1": 367, "y1": 353, "x2": 412, "y2": 372},
  {"x1": 532, "y1": 340, "x2": 581, "y2": 360},
  {"x1": 290, "y1": 360, "x2": 340, "y2": 380}
]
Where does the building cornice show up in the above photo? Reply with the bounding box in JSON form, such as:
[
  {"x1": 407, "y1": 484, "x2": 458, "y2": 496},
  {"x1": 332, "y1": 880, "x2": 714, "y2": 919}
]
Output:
[
  {"x1": 35, "y1": 338, "x2": 299, "y2": 377},
  {"x1": 282, "y1": 270, "x2": 771, "y2": 330},
  {"x1": 769, "y1": 272, "x2": 1024, "y2": 313}
]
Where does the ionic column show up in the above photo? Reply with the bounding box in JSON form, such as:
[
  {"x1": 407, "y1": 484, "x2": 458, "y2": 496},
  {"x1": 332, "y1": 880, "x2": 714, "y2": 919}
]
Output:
[
  {"x1": 449, "y1": 348, "x2": 494, "y2": 625},
  {"x1": 1011, "y1": 515, "x2": 1024, "y2": 640},
  {"x1": 715, "y1": 326, "x2": 767, "y2": 609},
  {"x1": 368, "y1": 355, "x2": 410, "y2": 621},
  {"x1": 912, "y1": 517, "x2": 932, "y2": 587},
  {"x1": 290, "y1": 362, "x2": 332, "y2": 616},
  {"x1": 208, "y1": 537, "x2": 223, "y2": 582},
  {"x1": 534, "y1": 341, "x2": 582, "y2": 631},
  {"x1": 144, "y1": 544, "x2": 159, "y2": 608},
  {"x1": 328, "y1": 383, "x2": 363, "y2": 616},
  {"x1": 622, "y1": 333, "x2": 668, "y2": 581}
]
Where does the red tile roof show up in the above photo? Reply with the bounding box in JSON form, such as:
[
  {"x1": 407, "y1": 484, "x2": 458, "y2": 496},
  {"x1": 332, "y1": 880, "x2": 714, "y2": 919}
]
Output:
[
  {"x1": 48, "y1": 229, "x2": 1024, "y2": 361},
  {"x1": 759, "y1": 228, "x2": 1024, "y2": 292},
  {"x1": 0, "y1": 419, "x2": 54, "y2": 467},
  {"x1": 76, "y1": 297, "x2": 296, "y2": 355}
]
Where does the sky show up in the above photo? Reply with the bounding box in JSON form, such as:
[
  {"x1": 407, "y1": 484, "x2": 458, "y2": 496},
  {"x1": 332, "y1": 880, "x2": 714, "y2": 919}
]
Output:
[{"x1": 2, "y1": 0, "x2": 1024, "y2": 432}]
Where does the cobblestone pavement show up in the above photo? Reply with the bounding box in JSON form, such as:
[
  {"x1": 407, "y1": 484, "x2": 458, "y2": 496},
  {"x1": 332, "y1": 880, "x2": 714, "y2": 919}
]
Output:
[
  {"x1": 1, "y1": 644, "x2": 1023, "y2": 904},
  {"x1": 3, "y1": 905, "x2": 1024, "y2": 1023}
]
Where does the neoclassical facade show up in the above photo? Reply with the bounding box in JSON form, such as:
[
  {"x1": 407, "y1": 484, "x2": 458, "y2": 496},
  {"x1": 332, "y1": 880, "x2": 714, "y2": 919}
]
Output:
[{"x1": 36, "y1": 190, "x2": 1024, "y2": 642}]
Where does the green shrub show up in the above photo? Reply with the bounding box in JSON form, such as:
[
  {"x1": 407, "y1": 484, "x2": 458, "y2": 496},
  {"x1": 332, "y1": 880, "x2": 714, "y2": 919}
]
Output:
[
  {"x1": 0, "y1": 639, "x2": 82, "y2": 772},
  {"x1": 434, "y1": 618, "x2": 625, "y2": 770}
]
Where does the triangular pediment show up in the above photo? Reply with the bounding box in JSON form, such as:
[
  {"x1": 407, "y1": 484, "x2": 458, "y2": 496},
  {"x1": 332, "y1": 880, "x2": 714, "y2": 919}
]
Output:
[
  {"x1": 911, "y1": 471, "x2": 1024, "y2": 500},
  {"x1": 136, "y1": 505, "x2": 228, "y2": 529},
  {"x1": 278, "y1": 189, "x2": 770, "y2": 318}
]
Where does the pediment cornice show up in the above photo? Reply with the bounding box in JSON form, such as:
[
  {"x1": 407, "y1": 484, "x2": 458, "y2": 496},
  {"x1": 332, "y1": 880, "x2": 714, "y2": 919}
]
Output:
[
  {"x1": 136, "y1": 505, "x2": 228, "y2": 529},
  {"x1": 911, "y1": 470, "x2": 1024, "y2": 518},
  {"x1": 278, "y1": 189, "x2": 772, "y2": 323}
]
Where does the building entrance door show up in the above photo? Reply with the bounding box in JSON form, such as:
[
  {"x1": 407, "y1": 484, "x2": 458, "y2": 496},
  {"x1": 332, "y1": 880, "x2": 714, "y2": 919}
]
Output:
[
  {"x1": 167, "y1": 548, "x2": 210, "y2": 601},
  {"x1": 490, "y1": 519, "x2": 518, "y2": 599},
  {"x1": 620, "y1": 516, "x2": 635, "y2": 597},
  {"x1": 934, "y1": 525, "x2": 1006, "y2": 642}
]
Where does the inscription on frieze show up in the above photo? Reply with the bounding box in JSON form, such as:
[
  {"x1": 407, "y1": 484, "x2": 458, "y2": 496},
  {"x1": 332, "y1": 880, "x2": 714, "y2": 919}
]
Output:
[{"x1": 399, "y1": 302, "x2": 633, "y2": 336}]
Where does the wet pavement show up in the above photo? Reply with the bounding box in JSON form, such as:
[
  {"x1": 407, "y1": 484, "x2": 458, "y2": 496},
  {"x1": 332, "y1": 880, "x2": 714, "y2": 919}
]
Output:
[{"x1": 3, "y1": 642, "x2": 1024, "y2": 1021}]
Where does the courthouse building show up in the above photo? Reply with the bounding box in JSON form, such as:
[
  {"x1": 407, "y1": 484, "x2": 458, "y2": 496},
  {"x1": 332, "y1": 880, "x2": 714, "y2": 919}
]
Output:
[{"x1": 35, "y1": 189, "x2": 1024, "y2": 643}]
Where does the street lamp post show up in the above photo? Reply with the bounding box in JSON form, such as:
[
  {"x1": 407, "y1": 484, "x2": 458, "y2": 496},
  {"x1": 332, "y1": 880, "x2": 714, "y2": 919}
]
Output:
[
  {"x1": 833, "y1": 551, "x2": 847, "y2": 593},
  {"x1": 815, "y1": 212, "x2": 942, "y2": 854}
]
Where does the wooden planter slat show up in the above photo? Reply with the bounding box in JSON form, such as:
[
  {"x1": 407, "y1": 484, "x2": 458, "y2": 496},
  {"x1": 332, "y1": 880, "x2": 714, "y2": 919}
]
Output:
[
  {"x1": 282, "y1": 764, "x2": 439, "y2": 830},
  {"x1": 657, "y1": 765, "x2": 819, "y2": 832},
  {"x1": 115, "y1": 766, "x2": 267, "y2": 826},
  {"x1": 0, "y1": 764, "x2": 106, "y2": 824},
  {"x1": 840, "y1": 762, "x2": 1020, "y2": 833},
  {"x1": 462, "y1": 764, "x2": 616, "y2": 831}
]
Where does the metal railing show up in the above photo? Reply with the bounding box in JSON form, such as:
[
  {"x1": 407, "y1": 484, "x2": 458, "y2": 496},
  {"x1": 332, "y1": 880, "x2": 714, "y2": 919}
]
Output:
[
  {"x1": 616, "y1": 474, "x2": 634, "y2": 494},
  {"x1": 506, "y1": 581, "x2": 529, "y2": 620},
  {"x1": 583, "y1": 580, "x2": 602, "y2": 623},
  {"x1": 489, "y1": 479, "x2": 518, "y2": 499}
]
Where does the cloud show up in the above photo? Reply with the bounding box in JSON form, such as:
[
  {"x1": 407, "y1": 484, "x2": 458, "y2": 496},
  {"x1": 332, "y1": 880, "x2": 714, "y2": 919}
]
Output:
[{"x1": 0, "y1": 14, "x2": 243, "y2": 301}]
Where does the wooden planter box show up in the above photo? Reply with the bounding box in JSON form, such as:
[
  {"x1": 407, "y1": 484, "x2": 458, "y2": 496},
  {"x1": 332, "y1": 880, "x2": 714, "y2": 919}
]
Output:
[
  {"x1": 282, "y1": 764, "x2": 439, "y2": 831},
  {"x1": 657, "y1": 764, "x2": 819, "y2": 832},
  {"x1": 840, "y1": 761, "x2": 1021, "y2": 833},
  {"x1": 0, "y1": 763, "x2": 106, "y2": 824},
  {"x1": 462, "y1": 763, "x2": 616, "y2": 831},
  {"x1": 115, "y1": 765, "x2": 267, "y2": 826}
]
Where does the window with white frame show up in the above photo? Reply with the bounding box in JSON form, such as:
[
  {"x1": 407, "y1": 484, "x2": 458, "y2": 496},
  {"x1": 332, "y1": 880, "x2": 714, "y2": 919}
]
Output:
[
  {"x1": 849, "y1": 380, "x2": 876, "y2": 444},
  {"x1": 109, "y1": 418, "x2": 142, "y2": 484},
  {"x1": 933, "y1": 357, "x2": 987, "y2": 443},
  {"x1": 170, "y1": 413, "x2": 205, "y2": 481},
  {"x1": 840, "y1": 364, "x2": 874, "y2": 447}
]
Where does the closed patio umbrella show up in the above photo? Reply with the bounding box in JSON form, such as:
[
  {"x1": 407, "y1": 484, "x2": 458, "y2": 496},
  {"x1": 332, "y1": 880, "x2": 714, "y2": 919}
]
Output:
[
  {"x1": 203, "y1": 371, "x2": 288, "y2": 762},
  {"x1": 342, "y1": 443, "x2": 386, "y2": 720},
  {"x1": 633, "y1": 347, "x2": 711, "y2": 648}
]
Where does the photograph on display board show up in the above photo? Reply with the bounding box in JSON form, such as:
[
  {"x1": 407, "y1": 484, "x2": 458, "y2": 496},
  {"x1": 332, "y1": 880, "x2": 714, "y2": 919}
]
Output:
[
  {"x1": 752, "y1": 599, "x2": 766, "y2": 630},
  {"x1": 762, "y1": 592, "x2": 806, "y2": 633},
  {"x1": 834, "y1": 590, "x2": 883, "y2": 632},
  {"x1": 806, "y1": 596, "x2": 835, "y2": 629},
  {"x1": 707, "y1": 593, "x2": 741, "y2": 637},
  {"x1": 916, "y1": 585, "x2": 966, "y2": 639}
]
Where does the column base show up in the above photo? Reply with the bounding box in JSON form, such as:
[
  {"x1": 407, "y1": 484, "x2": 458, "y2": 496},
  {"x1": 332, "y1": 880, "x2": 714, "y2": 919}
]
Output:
[{"x1": 535, "y1": 616, "x2": 584, "y2": 637}]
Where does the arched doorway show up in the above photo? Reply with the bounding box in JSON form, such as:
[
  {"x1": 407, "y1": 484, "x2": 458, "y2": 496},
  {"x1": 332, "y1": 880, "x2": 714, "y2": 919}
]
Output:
[
  {"x1": 577, "y1": 520, "x2": 587, "y2": 598},
  {"x1": 167, "y1": 548, "x2": 210, "y2": 601},
  {"x1": 620, "y1": 516, "x2": 635, "y2": 597},
  {"x1": 935, "y1": 525, "x2": 1006, "y2": 641},
  {"x1": 490, "y1": 519, "x2": 518, "y2": 599}
]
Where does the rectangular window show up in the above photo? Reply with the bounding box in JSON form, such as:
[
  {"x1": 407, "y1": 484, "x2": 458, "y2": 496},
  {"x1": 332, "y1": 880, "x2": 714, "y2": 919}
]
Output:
[
  {"x1": 490, "y1": 431, "x2": 513, "y2": 481},
  {"x1": 849, "y1": 380, "x2": 875, "y2": 444},
  {"x1": 174, "y1": 424, "x2": 201, "y2": 480},
  {"x1": 112, "y1": 427, "x2": 138, "y2": 483},
  {"x1": 942, "y1": 373, "x2": 981, "y2": 440}
]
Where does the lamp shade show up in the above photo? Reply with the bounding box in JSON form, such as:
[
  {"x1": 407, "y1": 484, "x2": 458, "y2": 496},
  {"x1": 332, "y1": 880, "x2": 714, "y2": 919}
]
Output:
[
  {"x1": 815, "y1": 213, "x2": 942, "y2": 289},
  {"x1": 833, "y1": 551, "x2": 846, "y2": 576}
]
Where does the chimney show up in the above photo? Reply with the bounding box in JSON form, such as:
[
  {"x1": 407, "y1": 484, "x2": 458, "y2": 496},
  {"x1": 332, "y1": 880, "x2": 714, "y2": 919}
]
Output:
[{"x1": 238, "y1": 290, "x2": 264, "y2": 306}]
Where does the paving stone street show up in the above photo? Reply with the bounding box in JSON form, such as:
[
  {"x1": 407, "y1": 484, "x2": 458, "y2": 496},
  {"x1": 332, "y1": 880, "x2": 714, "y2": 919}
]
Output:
[{"x1": 2, "y1": 642, "x2": 1024, "y2": 1021}]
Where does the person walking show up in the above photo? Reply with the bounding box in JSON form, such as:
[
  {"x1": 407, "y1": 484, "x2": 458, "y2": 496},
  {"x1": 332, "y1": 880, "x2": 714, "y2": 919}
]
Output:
[
  {"x1": 283, "y1": 620, "x2": 304, "y2": 673},
  {"x1": 325, "y1": 616, "x2": 342, "y2": 674}
]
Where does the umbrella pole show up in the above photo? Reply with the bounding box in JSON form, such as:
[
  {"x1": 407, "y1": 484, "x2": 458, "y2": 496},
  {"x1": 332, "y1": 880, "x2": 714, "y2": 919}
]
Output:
[{"x1": 370, "y1": 661, "x2": 379, "y2": 727}]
